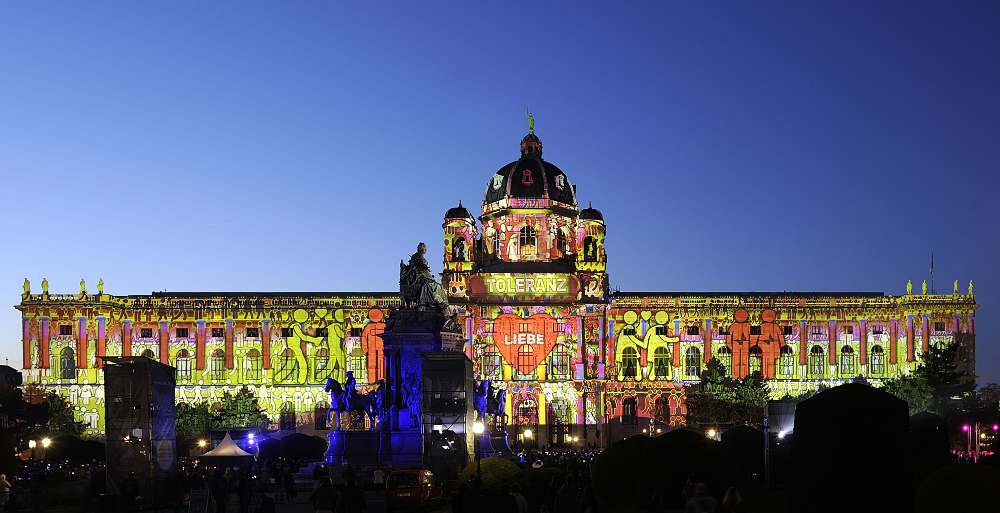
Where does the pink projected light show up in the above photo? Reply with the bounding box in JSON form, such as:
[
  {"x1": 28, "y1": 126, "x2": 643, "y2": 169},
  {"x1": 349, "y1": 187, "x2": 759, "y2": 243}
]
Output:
[{"x1": 962, "y1": 425, "x2": 970, "y2": 432}]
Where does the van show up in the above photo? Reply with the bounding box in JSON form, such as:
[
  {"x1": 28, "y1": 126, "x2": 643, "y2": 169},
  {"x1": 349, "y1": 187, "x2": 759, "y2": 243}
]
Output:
[{"x1": 384, "y1": 469, "x2": 443, "y2": 512}]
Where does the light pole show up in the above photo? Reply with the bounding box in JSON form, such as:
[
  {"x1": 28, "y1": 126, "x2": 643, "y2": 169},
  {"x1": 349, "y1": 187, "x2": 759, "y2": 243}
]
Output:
[
  {"x1": 963, "y1": 424, "x2": 970, "y2": 460},
  {"x1": 473, "y1": 421, "x2": 484, "y2": 481},
  {"x1": 524, "y1": 429, "x2": 533, "y2": 461}
]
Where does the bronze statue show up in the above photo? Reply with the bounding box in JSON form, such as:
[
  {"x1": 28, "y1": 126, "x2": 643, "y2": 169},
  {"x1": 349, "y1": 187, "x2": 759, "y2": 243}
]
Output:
[
  {"x1": 526, "y1": 108, "x2": 535, "y2": 134},
  {"x1": 399, "y1": 242, "x2": 450, "y2": 310}
]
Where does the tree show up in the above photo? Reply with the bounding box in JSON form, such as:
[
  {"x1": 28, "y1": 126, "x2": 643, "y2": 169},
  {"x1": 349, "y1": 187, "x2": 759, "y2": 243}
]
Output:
[
  {"x1": 45, "y1": 390, "x2": 85, "y2": 438},
  {"x1": 212, "y1": 386, "x2": 270, "y2": 430},
  {"x1": 685, "y1": 361, "x2": 770, "y2": 428},
  {"x1": 881, "y1": 374, "x2": 934, "y2": 416},
  {"x1": 176, "y1": 402, "x2": 211, "y2": 441},
  {"x1": 0, "y1": 384, "x2": 49, "y2": 450}
]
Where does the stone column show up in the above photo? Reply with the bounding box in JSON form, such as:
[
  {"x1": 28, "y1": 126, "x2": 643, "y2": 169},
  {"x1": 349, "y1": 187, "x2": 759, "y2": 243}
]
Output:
[
  {"x1": 22, "y1": 317, "x2": 31, "y2": 370},
  {"x1": 122, "y1": 319, "x2": 132, "y2": 358},
  {"x1": 922, "y1": 314, "x2": 931, "y2": 354},
  {"x1": 799, "y1": 320, "x2": 808, "y2": 366},
  {"x1": 160, "y1": 321, "x2": 170, "y2": 364},
  {"x1": 226, "y1": 319, "x2": 235, "y2": 368},
  {"x1": 890, "y1": 319, "x2": 898, "y2": 364},
  {"x1": 262, "y1": 320, "x2": 271, "y2": 369},
  {"x1": 96, "y1": 317, "x2": 106, "y2": 368},
  {"x1": 703, "y1": 318, "x2": 712, "y2": 363},
  {"x1": 859, "y1": 319, "x2": 868, "y2": 366},
  {"x1": 673, "y1": 319, "x2": 682, "y2": 367},
  {"x1": 829, "y1": 320, "x2": 837, "y2": 366},
  {"x1": 77, "y1": 316, "x2": 88, "y2": 368},
  {"x1": 906, "y1": 315, "x2": 915, "y2": 362},
  {"x1": 196, "y1": 321, "x2": 206, "y2": 370},
  {"x1": 40, "y1": 317, "x2": 50, "y2": 368}
]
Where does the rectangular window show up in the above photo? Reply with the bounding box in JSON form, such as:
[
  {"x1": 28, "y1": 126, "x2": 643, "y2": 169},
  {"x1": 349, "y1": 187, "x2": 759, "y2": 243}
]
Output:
[
  {"x1": 519, "y1": 323, "x2": 530, "y2": 333},
  {"x1": 176, "y1": 328, "x2": 189, "y2": 338},
  {"x1": 212, "y1": 327, "x2": 225, "y2": 338},
  {"x1": 782, "y1": 325, "x2": 793, "y2": 335},
  {"x1": 934, "y1": 322, "x2": 946, "y2": 332},
  {"x1": 655, "y1": 325, "x2": 667, "y2": 336},
  {"x1": 350, "y1": 327, "x2": 363, "y2": 337},
  {"x1": 811, "y1": 326, "x2": 823, "y2": 336},
  {"x1": 845, "y1": 326, "x2": 854, "y2": 335},
  {"x1": 316, "y1": 327, "x2": 329, "y2": 337},
  {"x1": 553, "y1": 323, "x2": 564, "y2": 333},
  {"x1": 245, "y1": 328, "x2": 259, "y2": 338},
  {"x1": 749, "y1": 326, "x2": 762, "y2": 336},
  {"x1": 687, "y1": 326, "x2": 700, "y2": 336},
  {"x1": 59, "y1": 325, "x2": 73, "y2": 336},
  {"x1": 177, "y1": 358, "x2": 192, "y2": 380},
  {"x1": 872, "y1": 326, "x2": 884, "y2": 335},
  {"x1": 281, "y1": 327, "x2": 294, "y2": 338},
  {"x1": 140, "y1": 328, "x2": 154, "y2": 339},
  {"x1": 718, "y1": 326, "x2": 730, "y2": 336}
]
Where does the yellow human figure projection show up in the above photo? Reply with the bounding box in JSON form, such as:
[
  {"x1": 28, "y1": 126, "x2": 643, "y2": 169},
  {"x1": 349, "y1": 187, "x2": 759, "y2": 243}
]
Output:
[{"x1": 287, "y1": 308, "x2": 347, "y2": 384}]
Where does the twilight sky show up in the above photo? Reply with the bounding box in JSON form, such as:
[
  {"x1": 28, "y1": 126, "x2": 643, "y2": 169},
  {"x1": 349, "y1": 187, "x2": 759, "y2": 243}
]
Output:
[{"x1": 1, "y1": 3, "x2": 998, "y2": 383}]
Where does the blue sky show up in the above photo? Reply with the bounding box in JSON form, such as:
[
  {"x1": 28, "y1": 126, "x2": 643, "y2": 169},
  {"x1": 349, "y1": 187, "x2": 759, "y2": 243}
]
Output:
[{"x1": 1, "y1": 2, "x2": 997, "y2": 383}]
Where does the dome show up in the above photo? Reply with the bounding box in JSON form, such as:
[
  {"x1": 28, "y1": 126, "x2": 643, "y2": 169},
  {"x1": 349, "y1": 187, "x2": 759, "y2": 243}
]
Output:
[
  {"x1": 445, "y1": 200, "x2": 474, "y2": 219},
  {"x1": 579, "y1": 202, "x2": 603, "y2": 221},
  {"x1": 483, "y1": 132, "x2": 577, "y2": 208}
]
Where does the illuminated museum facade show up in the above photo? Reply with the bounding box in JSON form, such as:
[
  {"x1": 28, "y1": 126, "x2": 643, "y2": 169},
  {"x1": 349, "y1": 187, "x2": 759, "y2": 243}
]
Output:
[{"x1": 16, "y1": 129, "x2": 979, "y2": 443}]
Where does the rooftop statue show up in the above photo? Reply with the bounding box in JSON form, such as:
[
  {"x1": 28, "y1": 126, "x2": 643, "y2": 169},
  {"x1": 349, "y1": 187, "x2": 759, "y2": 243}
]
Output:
[
  {"x1": 41, "y1": 278, "x2": 48, "y2": 294},
  {"x1": 922, "y1": 280, "x2": 928, "y2": 294},
  {"x1": 954, "y1": 280, "x2": 959, "y2": 295},
  {"x1": 906, "y1": 280, "x2": 912, "y2": 295},
  {"x1": 22, "y1": 279, "x2": 29, "y2": 297},
  {"x1": 98, "y1": 278, "x2": 104, "y2": 295},
  {"x1": 969, "y1": 280, "x2": 974, "y2": 295},
  {"x1": 399, "y1": 242, "x2": 450, "y2": 310}
]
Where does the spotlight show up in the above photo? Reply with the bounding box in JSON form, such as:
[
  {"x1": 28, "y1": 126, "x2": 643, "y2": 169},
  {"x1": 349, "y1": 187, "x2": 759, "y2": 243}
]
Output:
[
  {"x1": 962, "y1": 425, "x2": 970, "y2": 432},
  {"x1": 28, "y1": 440, "x2": 36, "y2": 449}
]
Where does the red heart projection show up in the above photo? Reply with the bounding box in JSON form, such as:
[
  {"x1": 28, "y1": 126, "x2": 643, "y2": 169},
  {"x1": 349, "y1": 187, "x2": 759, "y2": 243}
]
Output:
[{"x1": 491, "y1": 313, "x2": 561, "y2": 374}]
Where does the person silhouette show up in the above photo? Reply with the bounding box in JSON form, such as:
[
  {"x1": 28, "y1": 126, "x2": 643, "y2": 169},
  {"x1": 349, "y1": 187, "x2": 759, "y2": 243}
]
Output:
[
  {"x1": 756, "y1": 309, "x2": 787, "y2": 379},
  {"x1": 727, "y1": 309, "x2": 752, "y2": 379}
]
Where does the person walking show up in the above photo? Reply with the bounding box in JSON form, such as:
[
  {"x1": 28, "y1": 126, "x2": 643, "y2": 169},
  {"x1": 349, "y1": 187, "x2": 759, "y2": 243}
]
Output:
[
  {"x1": 372, "y1": 466, "x2": 384, "y2": 497},
  {"x1": 210, "y1": 469, "x2": 228, "y2": 513},
  {"x1": 554, "y1": 474, "x2": 580, "y2": 513},
  {"x1": 509, "y1": 483, "x2": 529, "y2": 513},
  {"x1": 308, "y1": 477, "x2": 339, "y2": 513},
  {"x1": 337, "y1": 480, "x2": 367, "y2": 513}
]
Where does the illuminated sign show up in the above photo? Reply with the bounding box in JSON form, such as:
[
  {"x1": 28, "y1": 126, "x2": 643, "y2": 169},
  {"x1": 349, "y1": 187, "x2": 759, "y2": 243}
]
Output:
[
  {"x1": 492, "y1": 313, "x2": 561, "y2": 372},
  {"x1": 467, "y1": 273, "x2": 580, "y2": 303}
]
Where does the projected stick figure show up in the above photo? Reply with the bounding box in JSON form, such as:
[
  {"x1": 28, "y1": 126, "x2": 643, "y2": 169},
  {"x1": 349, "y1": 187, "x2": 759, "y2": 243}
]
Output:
[
  {"x1": 757, "y1": 309, "x2": 786, "y2": 379},
  {"x1": 727, "y1": 309, "x2": 752, "y2": 379}
]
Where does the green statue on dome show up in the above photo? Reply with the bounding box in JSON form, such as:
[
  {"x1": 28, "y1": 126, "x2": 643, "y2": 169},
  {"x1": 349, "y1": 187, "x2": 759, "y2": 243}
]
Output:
[{"x1": 527, "y1": 108, "x2": 535, "y2": 134}]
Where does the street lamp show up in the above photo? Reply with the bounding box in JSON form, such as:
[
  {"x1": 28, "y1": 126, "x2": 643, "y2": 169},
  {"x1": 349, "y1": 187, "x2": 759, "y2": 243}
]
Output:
[
  {"x1": 473, "y1": 421, "x2": 485, "y2": 480},
  {"x1": 28, "y1": 440, "x2": 36, "y2": 449},
  {"x1": 524, "y1": 429, "x2": 533, "y2": 460},
  {"x1": 41, "y1": 438, "x2": 51, "y2": 448},
  {"x1": 707, "y1": 429, "x2": 717, "y2": 439}
]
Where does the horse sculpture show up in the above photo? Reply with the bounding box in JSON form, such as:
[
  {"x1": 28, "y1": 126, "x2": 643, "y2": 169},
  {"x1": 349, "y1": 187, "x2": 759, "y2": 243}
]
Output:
[{"x1": 325, "y1": 373, "x2": 381, "y2": 431}]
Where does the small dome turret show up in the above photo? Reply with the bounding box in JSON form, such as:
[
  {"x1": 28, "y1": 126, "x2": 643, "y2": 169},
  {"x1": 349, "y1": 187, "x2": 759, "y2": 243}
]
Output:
[
  {"x1": 580, "y1": 202, "x2": 603, "y2": 221},
  {"x1": 445, "y1": 200, "x2": 474, "y2": 220}
]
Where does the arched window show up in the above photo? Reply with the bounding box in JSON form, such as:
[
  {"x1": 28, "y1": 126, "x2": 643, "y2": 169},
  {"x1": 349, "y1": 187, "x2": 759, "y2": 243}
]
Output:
[
  {"x1": 513, "y1": 398, "x2": 538, "y2": 426},
  {"x1": 869, "y1": 345, "x2": 885, "y2": 376},
  {"x1": 548, "y1": 397, "x2": 572, "y2": 424},
  {"x1": 519, "y1": 226, "x2": 536, "y2": 258},
  {"x1": 453, "y1": 238, "x2": 466, "y2": 261},
  {"x1": 276, "y1": 348, "x2": 298, "y2": 383},
  {"x1": 622, "y1": 397, "x2": 638, "y2": 425},
  {"x1": 479, "y1": 345, "x2": 502, "y2": 380},
  {"x1": 493, "y1": 234, "x2": 503, "y2": 256},
  {"x1": 279, "y1": 401, "x2": 295, "y2": 432},
  {"x1": 685, "y1": 347, "x2": 702, "y2": 379},
  {"x1": 749, "y1": 346, "x2": 763, "y2": 375},
  {"x1": 141, "y1": 348, "x2": 155, "y2": 359},
  {"x1": 717, "y1": 346, "x2": 733, "y2": 375},
  {"x1": 653, "y1": 347, "x2": 670, "y2": 379},
  {"x1": 547, "y1": 344, "x2": 571, "y2": 381},
  {"x1": 349, "y1": 347, "x2": 367, "y2": 383},
  {"x1": 840, "y1": 346, "x2": 856, "y2": 376},
  {"x1": 244, "y1": 348, "x2": 261, "y2": 381},
  {"x1": 60, "y1": 347, "x2": 75, "y2": 380},
  {"x1": 583, "y1": 236, "x2": 597, "y2": 262},
  {"x1": 779, "y1": 346, "x2": 794, "y2": 377},
  {"x1": 313, "y1": 348, "x2": 332, "y2": 381},
  {"x1": 556, "y1": 230, "x2": 567, "y2": 258},
  {"x1": 621, "y1": 347, "x2": 639, "y2": 379},
  {"x1": 210, "y1": 349, "x2": 226, "y2": 380},
  {"x1": 176, "y1": 349, "x2": 192, "y2": 381},
  {"x1": 809, "y1": 346, "x2": 825, "y2": 377},
  {"x1": 515, "y1": 345, "x2": 536, "y2": 380}
]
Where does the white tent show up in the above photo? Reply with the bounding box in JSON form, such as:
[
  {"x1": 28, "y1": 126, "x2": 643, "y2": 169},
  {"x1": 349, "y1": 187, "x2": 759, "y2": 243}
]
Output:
[{"x1": 200, "y1": 432, "x2": 255, "y2": 461}]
